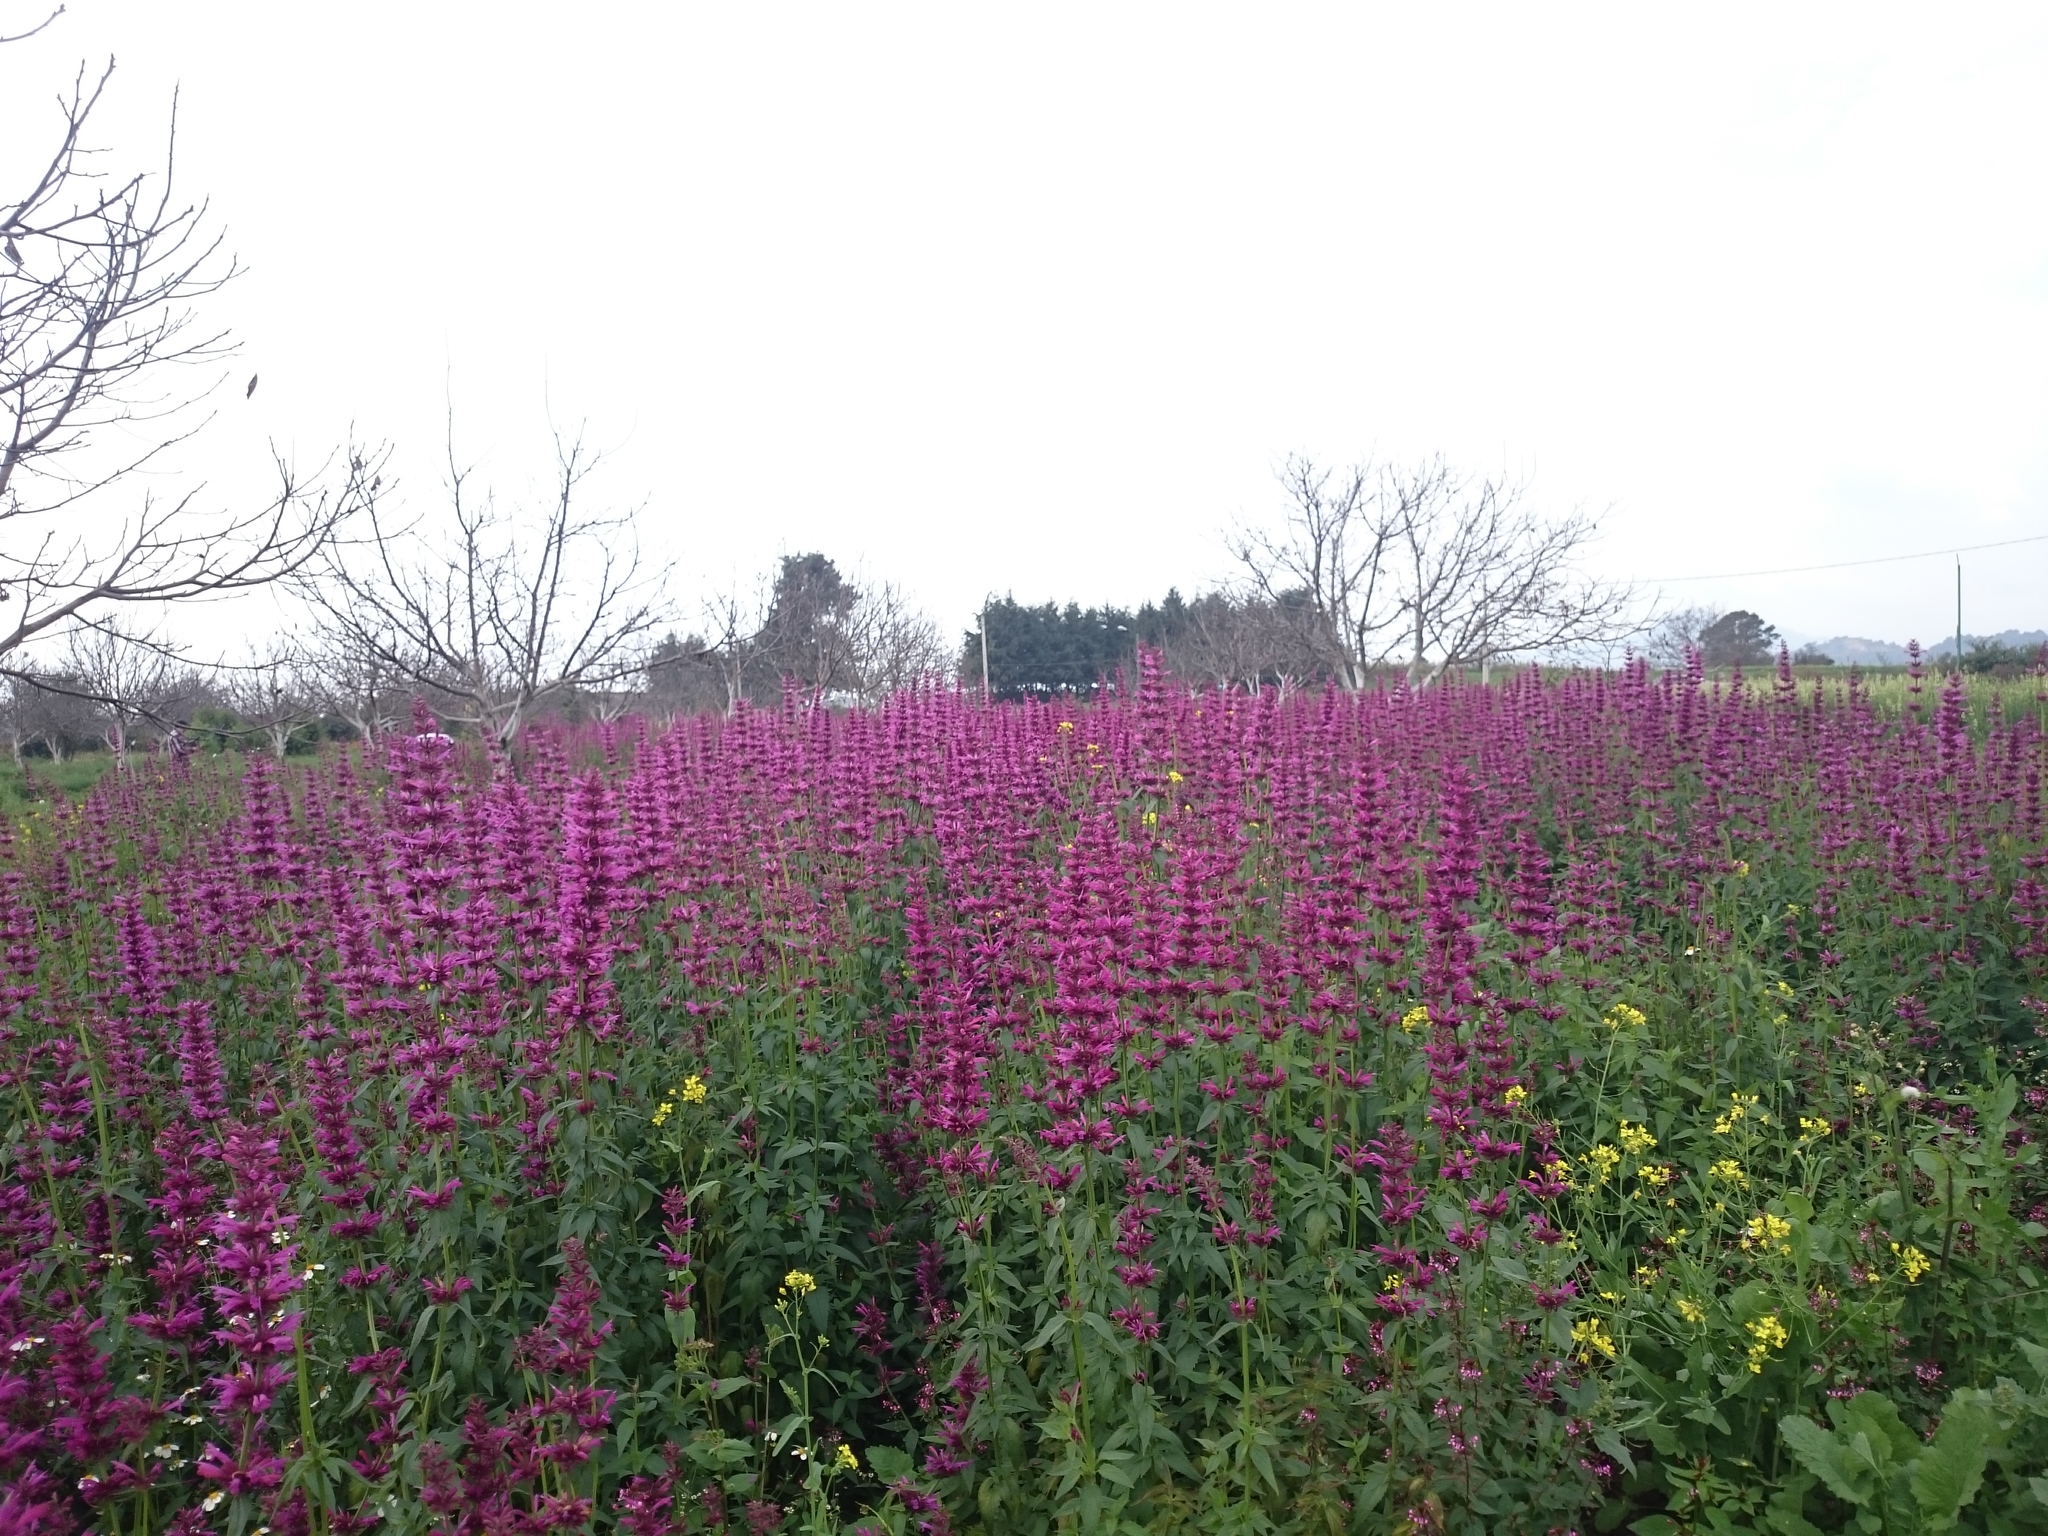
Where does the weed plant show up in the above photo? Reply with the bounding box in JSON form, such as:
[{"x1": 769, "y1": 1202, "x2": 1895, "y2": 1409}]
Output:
[{"x1": 1, "y1": 659, "x2": 2047, "y2": 1536}]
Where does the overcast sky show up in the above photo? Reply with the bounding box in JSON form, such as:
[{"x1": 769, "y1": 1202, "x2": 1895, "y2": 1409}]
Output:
[{"x1": 7, "y1": 3, "x2": 2045, "y2": 653}]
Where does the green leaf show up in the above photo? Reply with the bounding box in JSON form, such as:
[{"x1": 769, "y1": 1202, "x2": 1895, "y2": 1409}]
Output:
[
  {"x1": 1763, "y1": 1473, "x2": 1824, "y2": 1536},
  {"x1": 1593, "y1": 1427, "x2": 1637, "y2": 1477},
  {"x1": 1779, "y1": 1414, "x2": 1872, "y2": 1506},
  {"x1": 1022, "y1": 1314, "x2": 1066, "y2": 1351},
  {"x1": 864, "y1": 1444, "x2": 912, "y2": 1482},
  {"x1": 1834, "y1": 1392, "x2": 1918, "y2": 1467},
  {"x1": 2017, "y1": 1339, "x2": 2048, "y2": 1387},
  {"x1": 1909, "y1": 1404, "x2": 1991, "y2": 1529}
]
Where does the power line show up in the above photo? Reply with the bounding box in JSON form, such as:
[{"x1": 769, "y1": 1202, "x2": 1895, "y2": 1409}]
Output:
[{"x1": 1641, "y1": 531, "x2": 2048, "y2": 585}]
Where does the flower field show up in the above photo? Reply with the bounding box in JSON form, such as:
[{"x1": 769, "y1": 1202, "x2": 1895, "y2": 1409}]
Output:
[{"x1": 6, "y1": 658, "x2": 2048, "y2": 1536}]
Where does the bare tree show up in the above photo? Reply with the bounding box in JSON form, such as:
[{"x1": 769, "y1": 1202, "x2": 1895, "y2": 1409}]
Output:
[
  {"x1": 1227, "y1": 458, "x2": 1396, "y2": 689},
  {"x1": 1645, "y1": 605, "x2": 1721, "y2": 669},
  {"x1": 296, "y1": 419, "x2": 670, "y2": 746},
  {"x1": 694, "y1": 580, "x2": 763, "y2": 715},
  {"x1": 1382, "y1": 460, "x2": 1636, "y2": 684},
  {"x1": 0, "y1": 21, "x2": 364, "y2": 676},
  {"x1": 844, "y1": 580, "x2": 948, "y2": 704},
  {"x1": 1230, "y1": 454, "x2": 1636, "y2": 688},
  {"x1": 3, "y1": 665, "x2": 99, "y2": 763},
  {"x1": 223, "y1": 641, "x2": 321, "y2": 758},
  {"x1": 0, "y1": 673, "x2": 30, "y2": 766},
  {"x1": 61, "y1": 621, "x2": 176, "y2": 766},
  {"x1": 1155, "y1": 589, "x2": 1310, "y2": 692},
  {"x1": 299, "y1": 629, "x2": 403, "y2": 744},
  {"x1": 641, "y1": 632, "x2": 729, "y2": 719}
]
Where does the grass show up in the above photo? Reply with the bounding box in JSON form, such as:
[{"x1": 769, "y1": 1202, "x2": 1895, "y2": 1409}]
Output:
[{"x1": 0, "y1": 752, "x2": 119, "y2": 817}]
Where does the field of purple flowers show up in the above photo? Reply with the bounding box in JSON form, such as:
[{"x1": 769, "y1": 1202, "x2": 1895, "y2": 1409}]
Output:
[{"x1": 6, "y1": 655, "x2": 2048, "y2": 1536}]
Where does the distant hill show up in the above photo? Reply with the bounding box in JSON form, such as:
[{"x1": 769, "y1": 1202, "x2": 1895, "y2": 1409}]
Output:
[
  {"x1": 1807, "y1": 636, "x2": 1910, "y2": 665},
  {"x1": 1799, "y1": 631, "x2": 2046, "y2": 665},
  {"x1": 1924, "y1": 630, "x2": 2048, "y2": 661}
]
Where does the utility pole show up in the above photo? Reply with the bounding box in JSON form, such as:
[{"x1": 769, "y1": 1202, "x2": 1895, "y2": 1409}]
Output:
[
  {"x1": 1956, "y1": 558, "x2": 1964, "y2": 674},
  {"x1": 980, "y1": 599, "x2": 991, "y2": 703}
]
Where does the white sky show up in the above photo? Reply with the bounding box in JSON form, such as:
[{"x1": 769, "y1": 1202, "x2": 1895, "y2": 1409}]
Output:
[{"x1": 7, "y1": 3, "x2": 2046, "y2": 655}]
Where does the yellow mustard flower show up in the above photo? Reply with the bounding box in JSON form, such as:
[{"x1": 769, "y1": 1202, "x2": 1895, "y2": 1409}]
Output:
[
  {"x1": 1584, "y1": 1144, "x2": 1621, "y2": 1183},
  {"x1": 1675, "y1": 1297, "x2": 1706, "y2": 1325},
  {"x1": 1892, "y1": 1242, "x2": 1932, "y2": 1283},
  {"x1": 1503, "y1": 1085, "x2": 1528, "y2": 1107},
  {"x1": 1571, "y1": 1319, "x2": 1617, "y2": 1362},
  {"x1": 651, "y1": 1099, "x2": 676, "y2": 1127},
  {"x1": 1605, "y1": 1003, "x2": 1648, "y2": 1030},
  {"x1": 1740, "y1": 1213, "x2": 1793, "y2": 1255},
  {"x1": 1618, "y1": 1121, "x2": 1657, "y2": 1156},
  {"x1": 1744, "y1": 1312, "x2": 1788, "y2": 1372},
  {"x1": 1799, "y1": 1116, "x2": 1831, "y2": 1141},
  {"x1": 680, "y1": 1075, "x2": 708, "y2": 1104},
  {"x1": 1399, "y1": 1006, "x2": 1431, "y2": 1035},
  {"x1": 833, "y1": 1444, "x2": 859, "y2": 1472},
  {"x1": 782, "y1": 1270, "x2": 818, "y2": 1297},
  {"x1": 1709, "y1": 1158, "x2": 1748, "y2": 1189}
]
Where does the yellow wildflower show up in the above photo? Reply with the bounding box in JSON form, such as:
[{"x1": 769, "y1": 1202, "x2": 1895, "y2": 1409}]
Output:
[
  {"x1": 1708, "y1": 1158, "x2": 1748, "y2": 1189},
  {"x1": 651, "y1": 1099, "x2": 676, "y2": 1127},
  {"x1": 1571, "y1": 1319, "x2": 1617, "y2": 1362},
  {"x1": 1605, "y1": 1003, "x2": 1648, "y2": 1030},
  {"x1": 1399, "y1": 1006, "x2": 1431, "y2": 1035},
  {"x1": 1675, "y1": 1297, "x2": 1706, "y2": 1325},
  {"x1": 1740, "y1": 1213, "x2": 1793, "y2": 1255},
  {"x1": 1503, "y1": 1085, "x2": 1528, "y2": 1107},
  {"x1": 781, "y1": 1270, "x2": 818, "y2": 1297},
  {"x1": 1744, "y1": 1312, "x2": 1788, "y2": 1372},
  {"x1": 1167, "y1": 769, "x2": 1184, "y2": 784},
  {"x1": 1637, "y1": 1163, "x2": 1673, "y2": 1189},
  {"x1": 833, "y1": 1444, "x2": 859, "y2": 1472},
  {"x1": 680, "y1": 1075, "x2": 708, "y2": 1105},
  {"x1": 1141, "y1": 810, "x2": 1159, "y2": 828},
  {"x1": 1799, "y1": 1116, "x2": 1831, "y2": 1141},
  {"x1": 1714, "y1": 1092, "x2": 1759, "y2": 1135},
  {"x1": 1618, "y1": 1121, "x2": 1657, "y2": 1156},
  {"x1": 1892, "y1": 1243, "x2": 1932, "y2": 1283},
  {"x1": 1584, "y1": 1144, "x2": 1620, "y2": 1183}
]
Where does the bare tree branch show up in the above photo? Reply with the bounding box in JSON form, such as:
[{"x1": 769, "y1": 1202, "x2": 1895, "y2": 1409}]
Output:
[
  {"x1": 1231, "y1": 454, "x2": 1639, "y2": 687},
  {"x1": 0, "y1": 22, "x2": 364, "y2": 669},
  {"x1": 295, "y1": 415, "x2": 671, "y2": 746}
]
